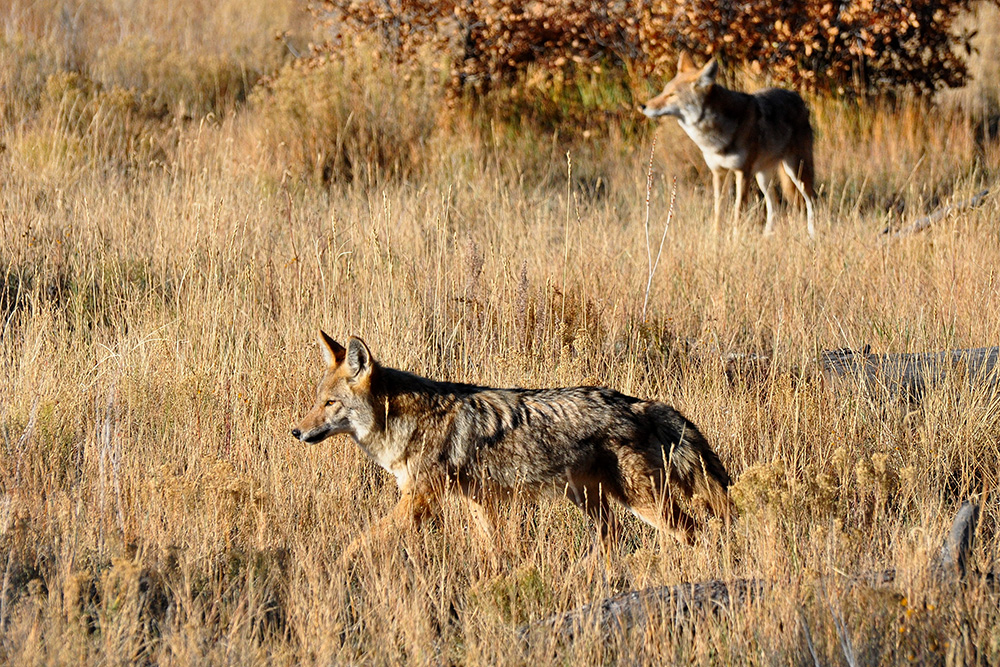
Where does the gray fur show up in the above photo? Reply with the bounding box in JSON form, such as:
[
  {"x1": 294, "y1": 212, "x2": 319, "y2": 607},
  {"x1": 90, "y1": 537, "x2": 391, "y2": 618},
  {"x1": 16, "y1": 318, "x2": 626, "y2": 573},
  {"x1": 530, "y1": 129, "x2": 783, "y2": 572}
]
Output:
[{"x1": 293, "y1": 334, "x2": 734, "y2": 545}]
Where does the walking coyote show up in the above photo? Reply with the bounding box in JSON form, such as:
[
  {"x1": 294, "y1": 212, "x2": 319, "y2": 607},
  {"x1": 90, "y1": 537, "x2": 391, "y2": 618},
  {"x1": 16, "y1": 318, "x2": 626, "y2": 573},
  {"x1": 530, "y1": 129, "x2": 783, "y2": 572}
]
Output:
[
  {"x1": 291, "y1": 332, "x2": 733, "y2": 553},
  {"x1": 642, "y1": 51, "x2": 817, "y2": 236}
]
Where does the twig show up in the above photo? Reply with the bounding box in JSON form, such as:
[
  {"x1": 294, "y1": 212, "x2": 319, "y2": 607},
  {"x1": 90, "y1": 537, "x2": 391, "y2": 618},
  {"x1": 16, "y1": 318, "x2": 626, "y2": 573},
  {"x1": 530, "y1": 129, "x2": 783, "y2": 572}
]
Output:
[
  {"x1": 0, "y1": 550, "x2": 12, "y2": 632},
  {"x1": 283, "y1": 177, "x2": 300, "y2": 263},
  {"x1": 643, "y1": 138, "x2": 655, "y2": 295},
  {"x1": 280, "y1": 32, "x2": 301, "y2": 59},
  {"x1": 822, "y1": 580, "x2": 858, "y2": 667},
  {"x1": 13, "y1": 396, "x2": 39, "y2": 488},
  {"x1": 97, "y1": 379, "x2": 125, "y2": 539},
  {"x1": 641, "y1": 138, "x2": 677, "y2": 322},
  {"x1": 798, "y1": 608, "x2": 822, "y2": 667}
]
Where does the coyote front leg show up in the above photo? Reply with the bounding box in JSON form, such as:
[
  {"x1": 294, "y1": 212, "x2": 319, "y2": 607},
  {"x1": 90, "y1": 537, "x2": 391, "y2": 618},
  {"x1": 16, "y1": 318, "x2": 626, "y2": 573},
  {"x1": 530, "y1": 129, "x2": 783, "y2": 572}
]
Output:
[
  {"x1": 342, "y1": 482, "x2": 435, "y2": 561},
  {"x1": 711, "y1": 168, "x2": 724, "y2": 234}
]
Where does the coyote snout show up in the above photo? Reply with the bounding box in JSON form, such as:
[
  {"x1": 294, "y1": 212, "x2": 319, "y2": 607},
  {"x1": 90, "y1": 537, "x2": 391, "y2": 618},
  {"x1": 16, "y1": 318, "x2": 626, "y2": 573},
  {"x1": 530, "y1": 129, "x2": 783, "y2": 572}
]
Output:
[
  {"x1": 642, "y1": 51, "x2": 817, "y2": 236},
  {"x1": 292, "y1": 331, "x2": 734, "y2": 556}
]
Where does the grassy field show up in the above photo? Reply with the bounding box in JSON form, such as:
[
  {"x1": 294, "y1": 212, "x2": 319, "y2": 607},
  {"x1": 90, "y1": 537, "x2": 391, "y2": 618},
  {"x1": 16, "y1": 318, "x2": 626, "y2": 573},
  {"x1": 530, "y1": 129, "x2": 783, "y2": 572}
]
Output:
[{"x1": 2, "y1": 1, "x2": 1000, "y2": 664}]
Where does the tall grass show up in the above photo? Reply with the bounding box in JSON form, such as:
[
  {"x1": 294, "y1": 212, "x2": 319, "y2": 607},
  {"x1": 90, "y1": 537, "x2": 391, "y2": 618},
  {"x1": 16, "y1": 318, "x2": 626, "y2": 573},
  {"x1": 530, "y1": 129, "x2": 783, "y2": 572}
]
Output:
[{"x1": 2, "y1": 2, "x2": 1000, "y2": 664}]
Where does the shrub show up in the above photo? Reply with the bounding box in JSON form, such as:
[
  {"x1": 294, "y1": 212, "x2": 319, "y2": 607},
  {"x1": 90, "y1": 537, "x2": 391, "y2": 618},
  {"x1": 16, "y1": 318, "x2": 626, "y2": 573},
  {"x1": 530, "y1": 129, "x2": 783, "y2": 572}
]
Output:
[
  {"x1": 644, "y1": 0, "x2": 989, "y2": 96},
  {"x1": 92, "y1": 37, "x2": 263, "y2": 120},
  {"x1": 310, "y1": 0, "x2": 995, "y2": 99},
  {"x1": 311, "y1": 1, "x2": 643, "y2": 99},
  {"x1": 13, "y1": 71, "x2": 169, "y2": 173},
  {"x1": 249, "y1": 41, "x2": 444, "y2": 184}
]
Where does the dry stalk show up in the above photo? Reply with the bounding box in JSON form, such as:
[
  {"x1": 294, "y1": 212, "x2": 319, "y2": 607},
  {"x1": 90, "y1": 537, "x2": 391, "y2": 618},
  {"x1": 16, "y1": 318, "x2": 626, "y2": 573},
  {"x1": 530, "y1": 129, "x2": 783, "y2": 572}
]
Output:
[{"x1": 641, "y1": 136, "x2": 677, "y2": 322}]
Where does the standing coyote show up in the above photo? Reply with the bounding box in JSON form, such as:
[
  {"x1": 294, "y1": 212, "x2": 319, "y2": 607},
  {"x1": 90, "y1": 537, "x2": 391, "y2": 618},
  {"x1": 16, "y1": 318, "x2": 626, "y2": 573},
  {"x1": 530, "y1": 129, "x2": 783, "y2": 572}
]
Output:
[
  {"x1": 291, "y1": 332, "x2": 733, "y2": 553},
  {"x1": 642, "y1": 51, "x2": 817, "y2": 236}
]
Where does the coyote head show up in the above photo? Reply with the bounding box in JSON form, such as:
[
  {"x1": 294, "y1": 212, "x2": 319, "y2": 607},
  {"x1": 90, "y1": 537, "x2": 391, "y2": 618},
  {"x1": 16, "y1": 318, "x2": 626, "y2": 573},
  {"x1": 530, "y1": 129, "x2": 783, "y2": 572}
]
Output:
[
  {"x1": 291, "y1": 332, "x2": 378, "y2": 444},
  {"x1": 640, "y1": 51, "x2": 718, "y2": 122}
]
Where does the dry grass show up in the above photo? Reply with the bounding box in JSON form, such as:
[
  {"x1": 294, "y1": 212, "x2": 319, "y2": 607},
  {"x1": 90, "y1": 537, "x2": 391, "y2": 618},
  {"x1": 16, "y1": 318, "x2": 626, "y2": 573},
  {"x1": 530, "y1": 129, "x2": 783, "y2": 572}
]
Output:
[{"x1": 2, "y1": 2, "x2": 1000, "y2": 665}]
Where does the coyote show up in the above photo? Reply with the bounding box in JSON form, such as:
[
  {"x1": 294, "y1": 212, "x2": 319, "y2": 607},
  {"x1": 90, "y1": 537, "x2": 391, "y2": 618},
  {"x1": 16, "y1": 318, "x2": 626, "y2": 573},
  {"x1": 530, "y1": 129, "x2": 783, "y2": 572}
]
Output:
[
  {"x1": 642, "y1": 51, "x2": 817, "y2": 236},
  {"x1": 291, "y1": 332, "x2": 733, "y2": 554}
]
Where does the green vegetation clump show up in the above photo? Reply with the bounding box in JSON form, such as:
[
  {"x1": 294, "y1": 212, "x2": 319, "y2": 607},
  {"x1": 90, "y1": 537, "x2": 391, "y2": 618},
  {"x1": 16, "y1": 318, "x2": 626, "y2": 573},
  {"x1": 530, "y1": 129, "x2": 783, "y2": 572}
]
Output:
[{"x1": 250, "y1": 42, "x2": 445, "y2": 184}]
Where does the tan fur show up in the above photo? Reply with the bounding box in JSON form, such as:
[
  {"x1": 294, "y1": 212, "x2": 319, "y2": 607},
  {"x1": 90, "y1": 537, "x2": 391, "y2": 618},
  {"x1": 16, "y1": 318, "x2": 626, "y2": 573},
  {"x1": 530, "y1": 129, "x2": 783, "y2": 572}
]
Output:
[
  {"x1": 292, "y1": 332, "x2": 735, "y2": 558},
  {"x1": 642, "y1": 51, "x2": 817, "y2": 237}
]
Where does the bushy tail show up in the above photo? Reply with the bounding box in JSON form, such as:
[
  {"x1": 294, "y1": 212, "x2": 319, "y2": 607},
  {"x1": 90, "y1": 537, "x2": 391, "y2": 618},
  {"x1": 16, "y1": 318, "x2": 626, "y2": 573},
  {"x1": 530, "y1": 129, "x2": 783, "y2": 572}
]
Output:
[
  {"x1": 657, "y1": 410, "x2": 735, "y2": 521},
  {"x1": 687, "y1": 438, "x2": 735, "y2": 522}
]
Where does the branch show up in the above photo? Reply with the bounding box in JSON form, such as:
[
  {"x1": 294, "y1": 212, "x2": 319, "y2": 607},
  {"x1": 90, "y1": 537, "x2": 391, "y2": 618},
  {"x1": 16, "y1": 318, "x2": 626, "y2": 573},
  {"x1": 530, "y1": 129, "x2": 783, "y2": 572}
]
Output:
[
  {"x1": 820, "y1": 346, "x2": 1000, "y2": 399},
  {"x1": 881, "y1": 189, "x2": 990, "y2": 240},
  {"x1": 519, "y1": 503, "x2": 985, "y2": 645}
]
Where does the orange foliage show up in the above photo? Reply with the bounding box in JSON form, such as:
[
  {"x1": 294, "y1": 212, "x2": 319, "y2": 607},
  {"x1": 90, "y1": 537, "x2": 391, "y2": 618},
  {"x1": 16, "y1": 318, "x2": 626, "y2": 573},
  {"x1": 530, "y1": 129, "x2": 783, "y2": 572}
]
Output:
[{"x1": 310, "y1": 0, "x2": 992, "y2": 96}]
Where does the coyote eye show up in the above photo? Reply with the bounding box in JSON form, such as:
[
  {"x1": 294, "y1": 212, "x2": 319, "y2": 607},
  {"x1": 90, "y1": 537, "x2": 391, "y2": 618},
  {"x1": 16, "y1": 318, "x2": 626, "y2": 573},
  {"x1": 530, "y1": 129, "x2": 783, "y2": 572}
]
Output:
[{"x1": 325, "y1": 400, "x2": 337, "y2": 407}]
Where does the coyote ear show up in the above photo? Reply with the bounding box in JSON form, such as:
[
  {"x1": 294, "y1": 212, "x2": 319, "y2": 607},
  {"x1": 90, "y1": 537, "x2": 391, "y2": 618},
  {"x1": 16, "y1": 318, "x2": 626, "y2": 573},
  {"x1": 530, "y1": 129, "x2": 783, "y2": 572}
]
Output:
[
  {"x1": 319, "y1": 330, "x2": 347, "y2": 367},
  {"x1": 697, "y1": 59, "x2": 718, "y2": 88},
  {"x1": 677, "y1": 50, "x2": 696, "y2": 72},
  {"x1": 346, "y1": 336, "x2": 373, "y2": 380}
]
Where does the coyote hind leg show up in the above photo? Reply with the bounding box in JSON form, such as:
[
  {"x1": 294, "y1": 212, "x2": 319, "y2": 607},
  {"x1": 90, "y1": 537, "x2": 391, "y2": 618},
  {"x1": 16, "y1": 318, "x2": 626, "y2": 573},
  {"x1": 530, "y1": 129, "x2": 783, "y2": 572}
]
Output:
[
  {"x1": 619, "y1": 466, "x2": 695, "y2": 545},
  {"x1": 565, "y1": 478, "x2": 622, "y2": 552},
  {"x1": 781, "y1": 157, "x2": 816, "y2": 237}
]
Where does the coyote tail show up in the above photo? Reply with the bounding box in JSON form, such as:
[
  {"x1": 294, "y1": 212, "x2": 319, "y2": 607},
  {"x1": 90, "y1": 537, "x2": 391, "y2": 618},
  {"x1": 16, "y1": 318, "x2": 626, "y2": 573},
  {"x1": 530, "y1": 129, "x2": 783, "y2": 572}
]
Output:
[
  {"x1": 690, "y1": 446, "x2": 735, "y2": 521},
  {"x1": 663, "y1": 420, "x2": 735, "y2": 521}
]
